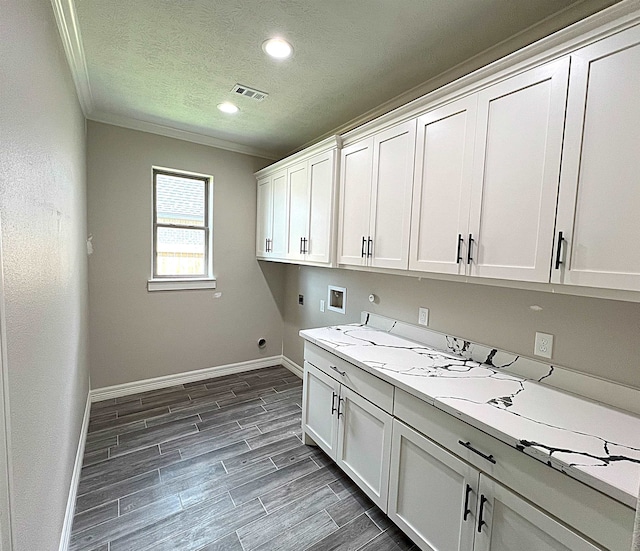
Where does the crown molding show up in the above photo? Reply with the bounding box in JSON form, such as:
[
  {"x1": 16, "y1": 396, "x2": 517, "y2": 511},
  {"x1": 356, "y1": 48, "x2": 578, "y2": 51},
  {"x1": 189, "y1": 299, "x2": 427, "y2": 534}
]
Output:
[
  {"x1": 50, "y1": 0, "x2": 93, "y2": 115},
  {"x1": 88, "y1": 111, "x2": 279, "y2": 160}
]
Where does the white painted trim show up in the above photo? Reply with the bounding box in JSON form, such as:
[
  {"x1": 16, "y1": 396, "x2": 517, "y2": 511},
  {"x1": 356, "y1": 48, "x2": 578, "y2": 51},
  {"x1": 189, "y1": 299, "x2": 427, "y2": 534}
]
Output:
[
  {"x1": 281, "y1": 356, "x2": 303, "y2": 379},
  {"x1": 50, "y1": 0, "x2": 93, "y2": 115},
  {"x1": 58, "y1": 392, "x2": 91, "y2": 551},
  {"x1": 147, "y1": 278, "x2": 217, "y2": 292},
  {"x1": 88, "y1": 112, "x2": 278, "y2": 161},
  {"x1": 91, "y1": 356, "x2": 285, "y2": 402}
]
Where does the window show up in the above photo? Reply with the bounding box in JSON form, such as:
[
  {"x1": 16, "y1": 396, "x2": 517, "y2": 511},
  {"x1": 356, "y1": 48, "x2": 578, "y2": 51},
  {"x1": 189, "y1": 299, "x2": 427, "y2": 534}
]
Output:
[{"x1": 148, "y1": 168, "x2": 215, "y2": 291}]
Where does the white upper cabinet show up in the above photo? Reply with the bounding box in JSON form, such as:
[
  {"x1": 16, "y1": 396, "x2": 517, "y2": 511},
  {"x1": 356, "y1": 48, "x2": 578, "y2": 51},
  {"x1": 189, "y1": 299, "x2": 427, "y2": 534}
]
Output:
[
  {"x1": 338, "y1": 138, "x2": 374, "y2": 266},
  {"x1": 286, "y1": 161, "x2": 309, "y2": 261},
  {"x1": 256, "y1": 176, "x2": 272, "y2": 258},
  {"x1": 270, "y1": 170, "x2": 288, "y2": 259},
  {"x1": 306, "y1": 150, "x2": 336, "y2": 264},
  {"x1": 409, "y1": 95, "x2": 477, "y2": 275},
  {"x1": 552, "y1": 25, "x2": 640, "y2": 292},
  {"x1": 255, "y1": 169, "x2": 287, "y2": 259},
  {"x1": 338, "y1": 120, "x2": 416, "y2": 269},
  {"x1": 255, "y1": 138, "x2": 338, "y2": 266},
  {"x1": 468, "y1": 57, "x2": 570, "y2": 283}
]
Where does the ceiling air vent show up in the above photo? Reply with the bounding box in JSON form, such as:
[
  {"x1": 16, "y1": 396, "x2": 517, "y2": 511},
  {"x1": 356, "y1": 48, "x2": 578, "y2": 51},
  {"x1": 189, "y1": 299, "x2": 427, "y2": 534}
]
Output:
[{"x1": 231, "y1": 84, "x2": 268, "y2": 102}]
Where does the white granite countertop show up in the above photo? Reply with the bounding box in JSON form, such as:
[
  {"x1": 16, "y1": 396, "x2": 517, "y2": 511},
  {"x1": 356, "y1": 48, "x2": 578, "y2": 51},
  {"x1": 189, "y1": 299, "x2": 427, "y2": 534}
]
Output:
[{"x1": 300, "y1": 323, "x2": 640, "y2": 508}]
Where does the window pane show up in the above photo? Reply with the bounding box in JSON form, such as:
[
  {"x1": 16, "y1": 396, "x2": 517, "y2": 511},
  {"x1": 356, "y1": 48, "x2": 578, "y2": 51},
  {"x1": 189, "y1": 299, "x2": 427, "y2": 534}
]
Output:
[
  {"x1": 156, "y1": 227, "x2": 205, "y2": 276},
  {"x1": 156, "y1": 173, "x2": 205, "y2": 226}
]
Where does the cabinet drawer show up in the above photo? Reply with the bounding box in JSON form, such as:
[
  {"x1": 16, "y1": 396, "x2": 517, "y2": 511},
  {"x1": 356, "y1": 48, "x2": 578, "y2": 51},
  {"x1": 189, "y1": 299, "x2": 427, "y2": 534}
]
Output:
[
  {"x1": 304, "y1": 343, "x2": 394, "y2": 413},
  {"x1": 394, "y1": 388, "x2": 633, "y2": 551}
]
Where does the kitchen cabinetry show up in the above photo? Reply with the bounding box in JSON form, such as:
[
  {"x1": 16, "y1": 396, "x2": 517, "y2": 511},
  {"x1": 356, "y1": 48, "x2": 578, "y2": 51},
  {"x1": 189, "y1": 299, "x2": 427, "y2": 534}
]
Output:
[
  {"x1": 255, "y1": 137, "x2": 338, "y2": 265},
  {"x1": 409, "y1": 58, "x2": 569, "y2": 283},
  {"x1": 469, "y1": 57, "x2": 569, "y2": 283},
  {"x1": 388, "y1": 419, "x2": 478, "y2": 551},
  {"x1": 552, "y1": 24, "x2": 640, "y2": 292},
  {"x1": 301, "y1": 345, "x2": 393, "y2": 510},
  {"x1": 338, "y1": 120, "x2": 416, "y2": 269},
  {"x1": 301, "y1": 330, "x2": 634, "y2": 551},
  {"x1": 388, "y1": 419, "x2": 600, "y2": 551},
  {"x1": 256, "y1": 170, "x2": 287, "y2": 259},
  {"x1": 409, "y1": 95, "x2": 477, "y2": 275}
]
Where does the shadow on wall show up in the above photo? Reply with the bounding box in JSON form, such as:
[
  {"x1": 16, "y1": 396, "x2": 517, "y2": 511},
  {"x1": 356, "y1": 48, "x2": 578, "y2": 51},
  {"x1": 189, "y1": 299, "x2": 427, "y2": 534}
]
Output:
[{"x1": 257, "y1": 260, "x2": 287, "y2": 318}]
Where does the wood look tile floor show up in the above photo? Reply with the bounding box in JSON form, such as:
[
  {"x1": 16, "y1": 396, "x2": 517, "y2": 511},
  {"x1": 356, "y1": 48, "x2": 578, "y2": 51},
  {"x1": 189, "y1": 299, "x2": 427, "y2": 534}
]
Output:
[{"x1": 71, "y1": 366, "x2": 418, "y2": 551}]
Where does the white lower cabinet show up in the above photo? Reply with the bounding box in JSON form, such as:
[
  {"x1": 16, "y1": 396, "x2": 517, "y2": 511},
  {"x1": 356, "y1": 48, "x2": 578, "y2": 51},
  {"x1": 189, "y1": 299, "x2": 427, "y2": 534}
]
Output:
[
  {"x1": 388, "y1": 420, "x2": 602, "y2": 551},
  {"x1": 302, "y1": 361, "x2": 393, "y2": 511},
  {"x1": 474, "y1": 476, "x2": 600, "y2": 551},
  {"x1": 388, "y1": 420, "x2": 478, "y2": 551},
  {"x1": 302, "y1": 345, "x2": 626, "y2": 551}
]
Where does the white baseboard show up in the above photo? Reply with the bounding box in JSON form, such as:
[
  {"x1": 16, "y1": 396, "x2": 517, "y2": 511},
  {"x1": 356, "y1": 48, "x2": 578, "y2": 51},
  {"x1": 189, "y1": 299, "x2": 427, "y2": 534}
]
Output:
[
  {"x1": 281, "y1": 356, "x2": 303, "y2": 379},
  {"x1": 91, "y1": 356, "x2": 286, "y2": 402},
  {"x1": 58, "y1": 391, "x2": 91, "y2": 551}
]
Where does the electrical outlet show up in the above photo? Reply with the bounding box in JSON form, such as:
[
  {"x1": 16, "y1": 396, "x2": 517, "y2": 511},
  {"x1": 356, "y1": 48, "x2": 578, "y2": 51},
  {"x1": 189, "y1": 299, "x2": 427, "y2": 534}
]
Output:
[
  {"x1": 534, "y1": 332, "x2": 553, "y2": 359},
  {"x1": 298, "y1": 294, "x2": 304, "y2": 305},
  {"x1": 418, "y1": 307, "x2": 429, "y2": 326},
  {"x1": 320, "y1": 299, "x2": 325, "y2": 312}
]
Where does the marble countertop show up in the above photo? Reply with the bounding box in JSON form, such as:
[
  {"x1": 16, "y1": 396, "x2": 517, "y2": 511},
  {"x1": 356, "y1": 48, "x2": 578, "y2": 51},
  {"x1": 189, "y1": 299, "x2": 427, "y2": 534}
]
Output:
[{"x1": 300, "y1": 323, "x2": 640, "y2": 508}]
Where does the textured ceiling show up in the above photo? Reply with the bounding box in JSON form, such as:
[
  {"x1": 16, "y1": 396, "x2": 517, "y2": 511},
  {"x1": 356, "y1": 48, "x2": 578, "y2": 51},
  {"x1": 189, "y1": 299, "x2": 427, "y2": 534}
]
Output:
[{"x1": 74, "y1": 0, "x2": 619, "y2": 158}]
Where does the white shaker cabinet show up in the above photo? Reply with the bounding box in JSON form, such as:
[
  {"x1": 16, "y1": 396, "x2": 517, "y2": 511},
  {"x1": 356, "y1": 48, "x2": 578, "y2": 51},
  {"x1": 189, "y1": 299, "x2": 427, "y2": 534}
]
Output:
[
  {"x1": 388, "y1": 416, "x2": 603, "y2": 551},
  {"x1": 286, "y1": 161, "x2": 309, "y2": 261},
  {"x1": 552, "y1": 25, "x2": 640, "y2": 292},
  {"x1": 468, "y1": 57, "x2": 570, "y2": 283},
  {"x1": 255, "y1": 170, "x2": 287, "y2": 259},
  {"x1": 338, "y1": 120, "x2": 416, "y2": 269},
  {"x1": 255, "y1": 137, "x2": 339, "y2": 265},
  {"x1": 302, "y1": 354, "x2": 393, "y2": 511},
  {"x1": 409, "y1": 95, "x2": 477, "y2": 275},
  {"x1": 474, "y1": 476, "x2": 600, "y2": 551},
  {"x1": 388, "y1": 420, "x2": 479, "y2": 551}
]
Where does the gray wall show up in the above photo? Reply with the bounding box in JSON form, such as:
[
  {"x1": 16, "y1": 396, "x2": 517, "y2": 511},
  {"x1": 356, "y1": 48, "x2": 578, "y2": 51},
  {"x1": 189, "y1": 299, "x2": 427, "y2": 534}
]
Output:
[
  {"x1": 87, "y1": 122, "x2": 286, "y2": 389},
  {"x1": 0, "y1": 1, "x2": 90, "y2": 549},
  {"x1": 283, "y1": 266, "x2": 640, "y2": 390}
]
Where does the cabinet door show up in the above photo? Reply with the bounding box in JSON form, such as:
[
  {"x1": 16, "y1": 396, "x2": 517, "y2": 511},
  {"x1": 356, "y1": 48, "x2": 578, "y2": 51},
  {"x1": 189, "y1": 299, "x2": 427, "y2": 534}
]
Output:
[
  {"x1": 286, "y1": 161, "x2": 309, "y2": 261},
  {"x1": 302, "y1": 362, "x2": 340, "y2": 459},
  {"x1": 270, "y1": 170, "x2": 288, "y2": 259},
  {"x1": 388, "y1": 420, "x2": 478, "y2": 551},
  {"x1": 369, "y1": 120, "x2": 416, "y2": 270},
  {"x1": 336, "y1": 386, "x2": 392, "y2": 511},
  {"x1": 409, "y1": 96, "x2": 477, "y2": 274},
  {"x1": 552, "y1": 26, "x2": 640, "y2": 291},
  {"x1": 338, "y1": 138, "x2": 373, "y2": 266},
  {"x1": 474, "y1": 476, "x2": 600, "y2": 551},
  {"x1": 468, "y1": 58, "x2": 569, "y2": 282},
  {"x1": 306, "y1": 150, "x2": 335, "y2": 264},
  {"x1": 256, "y1": 176, "x2": 272, "y2": 258}
]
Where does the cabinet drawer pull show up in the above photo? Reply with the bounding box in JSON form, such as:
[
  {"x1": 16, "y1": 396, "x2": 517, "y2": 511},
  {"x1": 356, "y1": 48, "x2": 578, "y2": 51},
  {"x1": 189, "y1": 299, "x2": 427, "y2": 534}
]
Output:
[
  {"x1": 554, "y1": 231, "x2": 564, "y2": 270},
  {"x1": 467, "y1": 234, "x2": 474, "y2": 264},
  {"x1": 329, "y1": 365, "x2": 346, "y2": 377},
  {"x1": 331, "y1": 392, "x2": 338, "y2": 415},
  {"x1": 463, "y1": 484, "x2": 473, "y2": 521},
  {"x1": 458, "y1": 440, "x2": 496, "y2": 464},
  {"x1": 361, "y1": 236, "x2": 366, "y2": 258},
  {"x1": 456, "y1": 234, "x2": 463, "y2": 264},
  {"x1": 337, "y1": 397, "x2": 344, "y2": 418},
  {"x1": 367, "y1": 237, "x2": 373, "y2": 258},
  {"x1": 303, "y1": 237, "x2": 308, "y2": 254},
  {"x1": 477, "y1": 495, "x2": 488, "y2": 533}
]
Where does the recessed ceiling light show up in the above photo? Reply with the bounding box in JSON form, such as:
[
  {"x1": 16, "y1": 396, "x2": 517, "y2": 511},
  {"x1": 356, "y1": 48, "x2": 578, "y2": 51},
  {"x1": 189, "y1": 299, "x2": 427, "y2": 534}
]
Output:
[
  {"x1": 262, "y1": 38, "x2": 293, "y2": 60},
  {"x1": 217, "y1": 102, "x2": 239, "y2": 114}
]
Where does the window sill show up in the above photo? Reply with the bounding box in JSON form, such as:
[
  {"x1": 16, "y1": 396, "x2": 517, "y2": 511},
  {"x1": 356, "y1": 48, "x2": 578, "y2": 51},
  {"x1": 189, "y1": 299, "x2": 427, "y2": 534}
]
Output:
[{"x1": 147, "y1": 278, "x2": 217, "y2": 292}]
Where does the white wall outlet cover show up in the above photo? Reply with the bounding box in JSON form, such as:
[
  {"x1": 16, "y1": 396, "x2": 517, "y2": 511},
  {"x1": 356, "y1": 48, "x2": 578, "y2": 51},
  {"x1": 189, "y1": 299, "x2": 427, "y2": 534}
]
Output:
[
  {"x1": 320, "y1": 299, "x2": 325, "y2": 312},
  {"x1": 534, "y1": 332, "x2": 553, "y2": 359},
  {"x1": 418, "y1": 307, "x2": 429, "y2": 326}
]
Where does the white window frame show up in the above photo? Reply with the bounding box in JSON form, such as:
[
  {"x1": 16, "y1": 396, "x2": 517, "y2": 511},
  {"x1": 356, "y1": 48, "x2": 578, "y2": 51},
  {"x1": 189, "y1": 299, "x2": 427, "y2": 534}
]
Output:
[{"x1": 147, "y1": 166, "x2": 216, "y2": 292}]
